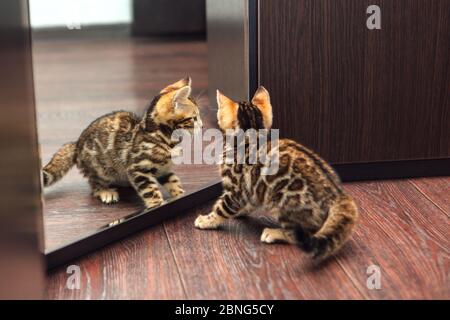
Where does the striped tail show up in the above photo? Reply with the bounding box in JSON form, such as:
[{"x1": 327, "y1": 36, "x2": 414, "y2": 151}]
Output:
[
  {"x1": 295, "y1": 194, "x2": 359, "y2": 260},
  {"x1": 42, "y1": 142, "x2": 76, "y2": 187}
]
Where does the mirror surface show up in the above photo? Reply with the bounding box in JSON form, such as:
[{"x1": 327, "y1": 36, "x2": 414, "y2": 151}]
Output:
[{"x1": 31, "y1": 0, "x2": 220, "y2": 252}]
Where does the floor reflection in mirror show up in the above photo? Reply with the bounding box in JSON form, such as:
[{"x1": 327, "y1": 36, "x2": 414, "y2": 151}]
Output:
[{"x1": 33, "y1": 27, "x2": 220, "y2": 251}]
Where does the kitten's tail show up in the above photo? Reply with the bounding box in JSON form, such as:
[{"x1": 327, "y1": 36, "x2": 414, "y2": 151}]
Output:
[
  {"x1": 295, "y1": 194, "x2": 359, "y2": 260},
  {"x1": 42, "y1": 142, "x2": 76, "y2": 187}
]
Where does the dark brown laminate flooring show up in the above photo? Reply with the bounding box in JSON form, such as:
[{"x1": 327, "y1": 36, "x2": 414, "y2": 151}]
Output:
[{"x1": 45, "y1": 177, "x2": 449, "y2": 299}]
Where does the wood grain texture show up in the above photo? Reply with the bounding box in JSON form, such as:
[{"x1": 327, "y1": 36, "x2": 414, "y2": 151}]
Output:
[
  {"x1": 32, "y1": 28, "x2": 220, "y2": 251},
  {"x1": 46, "y1": 178, "x2": 450, "y2": 299},
  {"x1": 45, "y1": 224, "x2": 186, "y2": 299},
  {"x1": 259, "y1": 0, "x2": 450, "y2": 163},
  {"x1": 410, "y1": 177, "x2": 450, "y2": 217},
  {"x1": 338, "y1": 180, "x2": 449, "y2": 299},
  {"x1": 163, "y1": 204, "x2": 363, "y2": 299}
]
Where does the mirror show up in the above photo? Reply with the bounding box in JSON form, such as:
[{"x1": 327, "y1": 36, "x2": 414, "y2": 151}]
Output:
[{"x1": 30, "y1": 0, "x2": 221, "y2": 253}]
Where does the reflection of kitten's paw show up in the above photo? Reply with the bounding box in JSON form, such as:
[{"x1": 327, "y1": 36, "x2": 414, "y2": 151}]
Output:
[
  {"x1": 170, "y1": 188, "x2": 185, "y2": 198},
  {"x1": 194, "y1": 213, "x2": 223, "y2": 229},
  {"x1": 144, "y1": 198, "x2": 164, "y2": 209},
  {"x1": 171, "y1": 146, "x2": 183, "y2": 158},
  {"x1": 94, "y1": 189, "x2": 119, "y2": 204}
]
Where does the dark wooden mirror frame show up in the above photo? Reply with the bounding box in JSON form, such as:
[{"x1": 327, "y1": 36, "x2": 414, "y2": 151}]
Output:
[{"x1": 11, "y1": 0, "x2": 450, "y2": 270}]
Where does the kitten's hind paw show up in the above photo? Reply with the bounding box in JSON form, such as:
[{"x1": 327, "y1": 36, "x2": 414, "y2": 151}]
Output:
[
  {"x1": 261, "y1": 228, "x2": 297, "y2": 244},
  {"x1": 261, "y1": 228, "x2": 281, "y2": 243},
  {"x1": 94, "y1": 189, "x2": 119, "y2": 204},
  {"x1": 194, "y1": 213, "x2": 224, "y2": 229}
]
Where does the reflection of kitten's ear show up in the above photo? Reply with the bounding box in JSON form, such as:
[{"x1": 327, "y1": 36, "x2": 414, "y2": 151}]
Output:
[
  {"x1": 216, "y1": 90, "x2": 238, "y2": 130},
  {"x1": 173, "y1": 86, "x2": 192, "y2": 110},
  {"x1": 160, "y1": 77, "x2": 192, "y2": 94},
  {"x1": 251, "y1": 86, "x2": 272, "y2": 129}
]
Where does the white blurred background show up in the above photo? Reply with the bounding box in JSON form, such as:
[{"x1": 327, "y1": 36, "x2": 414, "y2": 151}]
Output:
[{"x1": 29, "y1": 0, "x2": 131, "y2": 28}]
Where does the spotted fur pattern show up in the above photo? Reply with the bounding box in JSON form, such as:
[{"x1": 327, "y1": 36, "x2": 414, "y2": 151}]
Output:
[
  {"x1": 195, "y1": 87, "x2": 358, "y2": 260},
  {"x1": 42, "y1": 77, "x2": 203, "y2": 208}
]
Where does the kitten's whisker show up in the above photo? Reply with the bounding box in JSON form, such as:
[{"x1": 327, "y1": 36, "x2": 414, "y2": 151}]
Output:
[{"x1": 195, "y1": 89, "x2": 206, "y2": 102}]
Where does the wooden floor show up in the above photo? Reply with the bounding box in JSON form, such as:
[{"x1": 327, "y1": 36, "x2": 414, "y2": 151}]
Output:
[
  {"x1": 32, "y1": 28, "x2": 220, "y2": 251},
  {"x1": 45, "y1": 177, "x2": 449, "y2": 299},
  {"x1": 37, "y1": 29, "x2": 449, "y2": 299}
]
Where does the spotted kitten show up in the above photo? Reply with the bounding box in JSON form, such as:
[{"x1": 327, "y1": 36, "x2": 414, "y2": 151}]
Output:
[
  {"x1": 195, "y1": 87, "x2": 358, "y2": 259},
  {"x1": 43, "y1": 77, "x2": 203, "y2": 208}
]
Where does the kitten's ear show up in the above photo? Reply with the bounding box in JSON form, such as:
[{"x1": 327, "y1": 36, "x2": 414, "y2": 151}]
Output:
[
  {"x1": 173, "y1": 85, "x2": 192, "y2": 110},
  {"x1": 160, "y1": 77, "x2": 192, "y2": 94},
  {"x1": 216, "y1": 90, "x2": 238, "y2": 130},
  {"x1": 251, "y1": 86, "x2": 272, "y2": 129}
]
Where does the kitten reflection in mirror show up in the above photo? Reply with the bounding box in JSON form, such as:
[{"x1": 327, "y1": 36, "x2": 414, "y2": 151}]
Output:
[
  {"x1": 42, "y1": 77, "x2": 203, "y2": 209},
  {"x1": 194, "y1": 87, "x2": 358, "y2": 260}
]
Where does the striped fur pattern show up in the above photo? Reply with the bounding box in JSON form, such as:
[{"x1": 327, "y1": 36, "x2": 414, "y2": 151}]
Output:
[
  {"x1": 42, "y1": 77, "x2": 203, "y2": 208},
  {"x1": 195, "y1": 86, "x2": 359, "y2": 260}
]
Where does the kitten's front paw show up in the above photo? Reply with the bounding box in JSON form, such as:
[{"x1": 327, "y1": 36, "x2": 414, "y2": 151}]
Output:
[
  {"x1": 94, "y1": 189, "x2": 119, "y2": 204},
  {"x1": 194, "y1": 213, "x2": 223, "y2": 229}
]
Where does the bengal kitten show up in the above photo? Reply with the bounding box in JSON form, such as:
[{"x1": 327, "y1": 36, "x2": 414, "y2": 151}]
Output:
[
  {"x1": 42, "y1": 77, "x2": 203, "y2": 208},
  {"x1": 195, "y1": 87, "x2": 358, "y2": 259}
]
